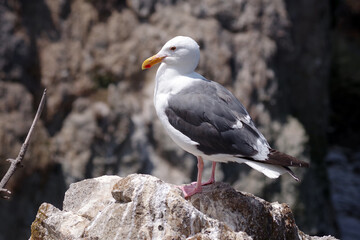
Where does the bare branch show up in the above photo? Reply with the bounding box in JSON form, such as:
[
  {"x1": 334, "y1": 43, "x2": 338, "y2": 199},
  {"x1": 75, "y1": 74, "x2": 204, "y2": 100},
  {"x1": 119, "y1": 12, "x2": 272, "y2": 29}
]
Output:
[{"x1": 0, "y1": 89, "x2": 47, "y2": 199}]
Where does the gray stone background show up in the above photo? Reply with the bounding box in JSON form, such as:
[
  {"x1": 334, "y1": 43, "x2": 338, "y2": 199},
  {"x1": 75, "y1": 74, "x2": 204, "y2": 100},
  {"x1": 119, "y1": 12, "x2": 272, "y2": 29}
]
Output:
[{"x1": 0, "y1": 0, "x2": 359, "y2": 239}]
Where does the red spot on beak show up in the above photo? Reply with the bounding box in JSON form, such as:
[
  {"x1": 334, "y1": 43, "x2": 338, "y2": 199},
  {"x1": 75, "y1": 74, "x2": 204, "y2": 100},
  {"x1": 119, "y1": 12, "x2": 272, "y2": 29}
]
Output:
[{"x1": 144, "y1": 64, "x2": 151, "y2": 69}]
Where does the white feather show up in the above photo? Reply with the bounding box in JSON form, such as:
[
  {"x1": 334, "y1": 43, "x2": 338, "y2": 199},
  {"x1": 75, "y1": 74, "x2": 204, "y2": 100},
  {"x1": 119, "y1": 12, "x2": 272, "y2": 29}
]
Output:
[
  {"x1": 251, "y1": 138, "x2": 270, "y2": 161},
  {"x1": 244, "y1": 161, "x2": 286, "y2": 179},
  {"x1": 232, "y1": 120, "x2": 243, "y2": 129}
]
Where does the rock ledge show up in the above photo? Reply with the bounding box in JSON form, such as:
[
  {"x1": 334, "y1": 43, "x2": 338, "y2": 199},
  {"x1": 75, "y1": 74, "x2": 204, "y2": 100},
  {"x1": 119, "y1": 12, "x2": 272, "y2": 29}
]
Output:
[{"x1": 30, "y1": 174, "x2": 337, "y2": 240}]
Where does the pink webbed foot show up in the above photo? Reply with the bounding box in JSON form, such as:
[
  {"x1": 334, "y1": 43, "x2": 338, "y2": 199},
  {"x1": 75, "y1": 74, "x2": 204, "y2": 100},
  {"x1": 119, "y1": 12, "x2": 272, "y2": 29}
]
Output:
[
  {"x1": 188, "y1": 178, "x2": 214, "y2": 187},
  {"x1": 177, "y1": 183, "x2": 202, "y2": 198},
  {"x1": 188, "y1": 162, "x2": 216, "y2": 186},
  {"x1": 176, "y1": 158, "x2": 217, "y2": 198},
  {"x1": 201, "y1": 177, "x2": 215, "y2": 186}
]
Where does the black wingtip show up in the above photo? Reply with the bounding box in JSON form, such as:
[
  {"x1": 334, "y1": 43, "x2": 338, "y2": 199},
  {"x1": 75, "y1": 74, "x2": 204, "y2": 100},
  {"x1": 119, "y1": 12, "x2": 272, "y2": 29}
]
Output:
[{"x1": 268, "y1": 148, "x2": 310, "y2": 168}]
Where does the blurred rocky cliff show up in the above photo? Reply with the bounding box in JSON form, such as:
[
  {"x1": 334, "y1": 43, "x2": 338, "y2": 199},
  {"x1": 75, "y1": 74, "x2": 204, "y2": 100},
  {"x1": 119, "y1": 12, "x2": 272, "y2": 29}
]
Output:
[{"x1": 0, "y1": 0, "x2": 359, "y2": 239}]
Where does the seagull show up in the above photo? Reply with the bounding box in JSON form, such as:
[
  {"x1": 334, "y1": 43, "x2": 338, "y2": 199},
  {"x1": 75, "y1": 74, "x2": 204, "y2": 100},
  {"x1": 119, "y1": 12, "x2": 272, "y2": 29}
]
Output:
[{"x1": 142, "y1": 36, "x2": 309, "y2": 198}]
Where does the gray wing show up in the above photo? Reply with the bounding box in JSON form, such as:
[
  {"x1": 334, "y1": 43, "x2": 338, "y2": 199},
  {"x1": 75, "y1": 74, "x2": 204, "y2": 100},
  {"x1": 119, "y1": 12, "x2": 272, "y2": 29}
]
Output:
[{"x1": 165, "y1": 80, "x2": 268, "y2": 157}]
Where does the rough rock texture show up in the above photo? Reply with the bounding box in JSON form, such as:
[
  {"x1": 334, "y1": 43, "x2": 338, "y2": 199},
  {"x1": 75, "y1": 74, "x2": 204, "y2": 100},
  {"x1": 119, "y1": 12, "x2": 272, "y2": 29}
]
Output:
[
  {"x1": 30, "y1": 174, "x2": 337, "y2": 240},
  {"x1": 1, "y1": 0, "x2": 358, "y2": 239}
]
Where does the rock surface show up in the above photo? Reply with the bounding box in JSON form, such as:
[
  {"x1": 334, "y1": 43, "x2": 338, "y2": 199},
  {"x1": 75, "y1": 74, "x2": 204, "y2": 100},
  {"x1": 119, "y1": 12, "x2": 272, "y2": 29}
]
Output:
[{"x1": 30, "y1": 174, "x2": 337, "y2": 240}]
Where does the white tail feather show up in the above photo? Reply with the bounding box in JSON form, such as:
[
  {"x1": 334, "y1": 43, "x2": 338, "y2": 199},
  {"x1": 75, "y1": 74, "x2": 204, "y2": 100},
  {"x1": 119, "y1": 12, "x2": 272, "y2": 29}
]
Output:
[{"x1": 244, "y1": 161, "x2": 287, "y2": 179}]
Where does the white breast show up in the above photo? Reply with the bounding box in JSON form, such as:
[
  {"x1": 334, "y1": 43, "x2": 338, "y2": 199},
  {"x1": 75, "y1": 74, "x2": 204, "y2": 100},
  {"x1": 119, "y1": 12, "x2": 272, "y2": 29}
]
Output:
[{"x1": 154, "y1": 66, "x2": 205, "y2": 157}]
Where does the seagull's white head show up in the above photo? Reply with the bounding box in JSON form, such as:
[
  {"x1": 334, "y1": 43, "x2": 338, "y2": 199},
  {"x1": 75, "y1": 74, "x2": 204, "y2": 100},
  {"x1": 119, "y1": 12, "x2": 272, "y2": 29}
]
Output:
[{"x1": 142, "y1": 36, "x2": 200, "y2": 74}]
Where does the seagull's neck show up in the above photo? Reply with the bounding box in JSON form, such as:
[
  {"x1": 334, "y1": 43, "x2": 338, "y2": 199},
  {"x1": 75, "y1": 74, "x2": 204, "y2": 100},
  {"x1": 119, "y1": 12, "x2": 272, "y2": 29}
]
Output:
[
  {"x1": 156, "y1": 63, "x2": 180, "y2": 79},
  {"x1": 156, "y1": 62, "x2": 196, "y2": 77},
  {"x1": 154, "y1": 63, "x2": 203, "y2": 102},
  {"x1": 155, "y1": 64, "x2": 191, "y2": 91}
]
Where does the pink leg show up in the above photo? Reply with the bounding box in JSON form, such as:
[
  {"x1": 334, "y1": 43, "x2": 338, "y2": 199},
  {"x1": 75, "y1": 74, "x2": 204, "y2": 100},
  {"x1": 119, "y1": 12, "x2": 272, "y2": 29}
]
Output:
[
  {"x1": 178, "y1": 156, "x2": 204, "y2": 198},
  {"x1": 202, "y1": 162, "x2": 216, "y2": 186}
]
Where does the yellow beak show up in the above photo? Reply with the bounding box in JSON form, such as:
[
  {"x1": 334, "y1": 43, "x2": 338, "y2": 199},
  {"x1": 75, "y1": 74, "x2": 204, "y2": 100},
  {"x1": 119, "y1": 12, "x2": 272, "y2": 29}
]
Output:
[{"x1": 142, "y1": 54, "x2": 166, "y2": 70}]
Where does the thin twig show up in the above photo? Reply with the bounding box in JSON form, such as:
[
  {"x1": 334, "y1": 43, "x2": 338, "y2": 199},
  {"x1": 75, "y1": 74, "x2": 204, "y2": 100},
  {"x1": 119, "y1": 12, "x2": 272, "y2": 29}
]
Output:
[{"x1": 0, "y1": 89, "x2": 47, "y2": 199}]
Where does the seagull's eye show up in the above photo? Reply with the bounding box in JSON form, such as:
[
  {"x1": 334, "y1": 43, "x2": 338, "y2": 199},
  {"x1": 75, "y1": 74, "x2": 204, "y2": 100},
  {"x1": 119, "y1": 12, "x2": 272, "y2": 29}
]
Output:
[{"x1": 170, "y1": 46, "x2": 176, "y2": 51}]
